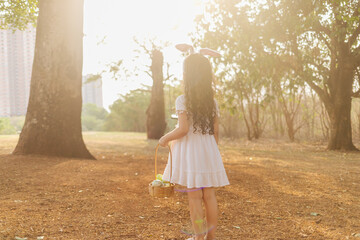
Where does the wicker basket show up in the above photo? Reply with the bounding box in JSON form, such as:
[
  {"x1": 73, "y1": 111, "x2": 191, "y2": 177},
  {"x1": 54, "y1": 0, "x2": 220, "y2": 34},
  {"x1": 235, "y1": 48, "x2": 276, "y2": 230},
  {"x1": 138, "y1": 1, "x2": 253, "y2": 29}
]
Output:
[{"x1": 149, "y1": 144, "x2": 175, "y2": 198}]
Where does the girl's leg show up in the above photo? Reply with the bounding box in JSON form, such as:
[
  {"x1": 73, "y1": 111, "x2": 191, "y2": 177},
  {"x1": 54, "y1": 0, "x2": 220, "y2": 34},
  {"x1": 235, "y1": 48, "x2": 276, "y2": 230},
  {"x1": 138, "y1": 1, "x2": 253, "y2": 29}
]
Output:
[
  {"x1": 187, "y1": 188, "x2": 206, "y2": 240},
  {"x1": 202, "y1": 187, "x2": 218, "y2": 240}
]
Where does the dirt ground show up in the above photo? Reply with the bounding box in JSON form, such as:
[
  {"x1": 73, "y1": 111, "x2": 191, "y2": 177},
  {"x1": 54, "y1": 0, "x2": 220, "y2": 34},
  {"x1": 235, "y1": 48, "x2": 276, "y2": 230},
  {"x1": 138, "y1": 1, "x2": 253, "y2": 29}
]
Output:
[{"x1": 0, "y1": 132, "x2": 359, "y2": 240}]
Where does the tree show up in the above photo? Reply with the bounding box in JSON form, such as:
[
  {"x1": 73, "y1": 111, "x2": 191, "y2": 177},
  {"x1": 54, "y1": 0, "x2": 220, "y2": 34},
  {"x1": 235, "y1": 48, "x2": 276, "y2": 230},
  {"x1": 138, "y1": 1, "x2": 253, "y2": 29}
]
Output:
[
  {"x1": 82, "y1": 104, "x2": 108, "y2": 131},
  {"x1": 0, "y1": 118, "x2": 17, "y2": 135},
  {"x1": 272, "y1": 74, "x2": 305, "y2": 142},
  {"x1": 13, "y1": 0, "x2": 94, "y2": 159},
  {"x1": 104, "y1": 88, "x2": 150, "y2": 132},
  {"x1": 134, "y1": 38, "x2": 170, "y2": 139},
  {"x1": 0, "y1": 0, "x2": 38, "y2": 30},
  {"x1": 194, "y1": 0, "x2": 360, "y2": 150},
  {"x1": 146, "y1": 49, "x2": 167, "y2": 139},
  {"x1": 193, "y1": 1, "x2": 271, "y2": 140},
  {"x1": 264, "y1": 0, "x2": 360, "y2": 150}
]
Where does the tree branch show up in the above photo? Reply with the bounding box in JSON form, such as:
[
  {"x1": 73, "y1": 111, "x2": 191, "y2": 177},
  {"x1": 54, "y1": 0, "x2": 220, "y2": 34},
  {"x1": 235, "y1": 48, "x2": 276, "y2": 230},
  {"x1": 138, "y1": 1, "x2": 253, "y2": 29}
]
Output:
[
  {"x1": 352, "y1": 46, "x2": 360, "y2": 66},
  {"x1": 144, "y1": 70, "x2": 153, "y2": 79},
  {"x1": 311, "y1": 20, "x2": 332, "y2": 38},
  {"x1": 348, "y1": 24, "x2": 360, "y2": 47},
  {"x1": 352, "y1": 89, "x2": 360, "y2": 98},
  {"x1": 351, "y1": 2, "x2": 360, "y2": 19},
  {"x1": 309, "y1": 61, "x2": 330, "y2": 76},
  {"x1": 294, "y1": 122, "x2": 305, "y2": 134},
  {"x1": 303, "y1": 77, "x2": 328, "y2": 104},
  {"x1": 352, "y1": 68, "x2": 360, "y2": 98},
  {"x1": 318, "y1": 33, "x2": 334, "y2": 53},
  {"x1": 293, "y1": 92, "x2": 303, "y2": 118}
]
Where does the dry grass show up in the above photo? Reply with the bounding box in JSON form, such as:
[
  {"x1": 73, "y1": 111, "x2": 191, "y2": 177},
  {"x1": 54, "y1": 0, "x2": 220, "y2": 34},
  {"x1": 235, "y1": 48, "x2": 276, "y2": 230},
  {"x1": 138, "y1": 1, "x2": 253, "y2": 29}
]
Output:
[{"x1": 0, "y1": 132, "x2": 359, "y2": 239}]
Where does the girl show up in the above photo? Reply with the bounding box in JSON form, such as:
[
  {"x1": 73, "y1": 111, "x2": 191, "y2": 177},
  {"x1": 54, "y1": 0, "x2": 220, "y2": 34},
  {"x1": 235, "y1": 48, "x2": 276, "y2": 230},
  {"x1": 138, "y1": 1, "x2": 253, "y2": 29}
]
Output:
[{"x1": 159, "y1": 51, "x2": 230, "y2": 240}]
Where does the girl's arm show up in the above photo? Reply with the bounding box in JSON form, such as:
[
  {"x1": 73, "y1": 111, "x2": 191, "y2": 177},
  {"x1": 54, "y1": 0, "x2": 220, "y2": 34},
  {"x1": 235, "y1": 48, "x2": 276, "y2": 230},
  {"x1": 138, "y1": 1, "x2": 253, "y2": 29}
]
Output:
[
  {"x1": 214, "y1": 115, "x2": 219, "y2": 145},
  {"x1": 159, "y1": 112, "x2": 189, "y2": 147}
]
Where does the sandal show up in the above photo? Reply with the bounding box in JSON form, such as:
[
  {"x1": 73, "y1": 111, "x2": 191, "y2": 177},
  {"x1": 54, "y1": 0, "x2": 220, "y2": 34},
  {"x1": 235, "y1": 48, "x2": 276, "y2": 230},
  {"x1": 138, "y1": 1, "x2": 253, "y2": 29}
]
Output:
[
  {"x1": 187, "y1": 237, "x2": 213, "y2": 240},
  {"x1": 205, "y1": 235, "x2": 216, "y2": 240}
]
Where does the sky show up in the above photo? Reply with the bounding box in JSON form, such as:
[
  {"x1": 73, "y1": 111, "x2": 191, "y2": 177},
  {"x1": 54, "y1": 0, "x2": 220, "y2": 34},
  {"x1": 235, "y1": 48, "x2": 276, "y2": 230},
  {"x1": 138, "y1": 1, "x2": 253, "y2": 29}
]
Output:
[{"x1": 83, "y1": 0, "x2": 206, "y2": 110}]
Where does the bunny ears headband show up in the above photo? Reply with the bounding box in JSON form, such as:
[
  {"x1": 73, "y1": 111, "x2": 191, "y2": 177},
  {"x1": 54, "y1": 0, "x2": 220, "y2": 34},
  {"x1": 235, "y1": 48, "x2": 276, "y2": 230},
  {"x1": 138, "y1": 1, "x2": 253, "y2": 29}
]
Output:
[{"x1": 175, "y1": 43, "x2": 221, "y2": 57}]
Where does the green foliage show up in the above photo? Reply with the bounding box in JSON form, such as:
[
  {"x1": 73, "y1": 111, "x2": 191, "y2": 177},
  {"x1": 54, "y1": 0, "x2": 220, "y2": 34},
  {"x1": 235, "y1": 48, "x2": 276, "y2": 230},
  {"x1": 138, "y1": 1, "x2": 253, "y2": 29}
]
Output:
[
  {"x1": 193, "y1": 0, "x2": 276, "y2": 139},
  {"x1": 104, "y1": 88, "x2": 151, "y2": 132},
  {"x1": 193, "y1": 0, "x2": 360, "y2": 141},
  {"x1": 0, "y1": 118, "x2": 17, "y2": 134},
  {"x1": 0, "y1": 0, "x2": 38, "y2": 30},
  {"x1": 104, "y1": 82, "x2": 181, "y2": 133},
  {"x1": 85, "y1": 74, "x2": 102, "y2": 84},
  {"x1": 193, "y1": 0, "x2": 360, "y2": 96},
  {"x1": 9, "y1": 116, "x2": 25, "y2": 132},
  {"x1": 81, "y1": 104, "x2": 108, "y2": 131}
]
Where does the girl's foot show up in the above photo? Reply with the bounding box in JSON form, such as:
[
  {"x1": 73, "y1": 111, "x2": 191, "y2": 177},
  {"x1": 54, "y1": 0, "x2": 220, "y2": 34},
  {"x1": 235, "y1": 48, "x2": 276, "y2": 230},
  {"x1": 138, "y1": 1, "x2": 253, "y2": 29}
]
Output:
[
  {"x1": 205, "y1": 234, "x2": 216, "y2": 240},
  {"x1": 186, "y1": 234, "x2": 206, "y2": 240}
]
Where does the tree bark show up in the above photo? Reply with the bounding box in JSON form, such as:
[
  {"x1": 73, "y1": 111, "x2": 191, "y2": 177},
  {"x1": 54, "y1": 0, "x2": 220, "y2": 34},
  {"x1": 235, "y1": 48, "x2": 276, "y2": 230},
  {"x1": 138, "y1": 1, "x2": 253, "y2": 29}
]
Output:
[
  {"x1": 326, "y1": 65, "x2": 357, "y2": 151},
  {"x1": 13, "y1": 0, "x2": 94, "y2": 159},
  {"x1": 269, "y1": 101, "x2": 278, "y2": 137},
  {"x1": 238, "y1": 97, "x2": 252, "y2": 140},
  {"x1": 319, "y1": 102, "x2": 329, "y2": 141},
  {"x1": 146, "y1": 49, "x2": 167, "y2": 139},
  {"x1": 327, "y1": 102, "x2": 355, "y2": 150},
  {"x1": 357, "y1": 113, "x2": 360, "y2": 141},
  {"x1": 284, "y1": 114, "x2": 295, "y2": 142}
]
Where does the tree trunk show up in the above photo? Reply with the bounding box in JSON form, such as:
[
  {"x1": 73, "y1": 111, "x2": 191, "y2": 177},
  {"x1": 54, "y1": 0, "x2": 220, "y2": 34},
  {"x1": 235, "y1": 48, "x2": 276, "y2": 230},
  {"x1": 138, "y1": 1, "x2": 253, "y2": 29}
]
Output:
[
  {"x1": 326, "y1": 67, "x2": 357, "y2": 151},
  {"x1": 319, "y1": 102, "x2": 329, "y2": 141},
  {"x1": 252, "y1": 99, "x2": 262, "y2": 139},
  {"x1": 246, "y1": 96, "x2": 265, "y2": 140},
  {"x1": 269, "y1": 102, "x2": 278, "y2": 137},
  {"x1": 146, "y1": 49, "x2": 166, "y2": 139},
  {"x1": 327, "y1": 94, "x2": 357, "y2": 150},
  {"x1": 357, "y1": 113, "x2": 360, "y2": 141},
  {"x1": 310, "y1": 90, "x2": 317, "y2": 139},
  {"x1": 284, "y1": 115, "x2": 295, "y2": 142},
  {"x1": 274, "y1": 80, "x2": 302, "y2": 142},
  {"x1": 13, "y1": 0, "x2": 94, "y2": 159},
  {"x1": 239, "y1": 97, "x2": 252, "y2": 140}
]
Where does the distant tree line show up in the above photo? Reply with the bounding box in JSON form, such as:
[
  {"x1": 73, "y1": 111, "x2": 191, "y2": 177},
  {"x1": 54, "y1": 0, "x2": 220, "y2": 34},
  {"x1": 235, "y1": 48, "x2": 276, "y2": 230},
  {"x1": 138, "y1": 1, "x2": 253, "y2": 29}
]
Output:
[
  {"x1": 192, "y1": 0, "x2": 360, "y2": 150},
  {"x1": 4, "y1": 0, "x2": 360, "y2": 158}
]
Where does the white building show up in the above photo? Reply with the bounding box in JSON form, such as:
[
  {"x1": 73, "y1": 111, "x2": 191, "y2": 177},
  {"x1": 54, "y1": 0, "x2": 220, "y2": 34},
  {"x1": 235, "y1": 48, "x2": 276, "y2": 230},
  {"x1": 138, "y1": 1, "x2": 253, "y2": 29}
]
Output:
[
  {"x1": 0, "y1": 27, "x2": 103, "y2": 117},
  {"x1": 82, "y1": 75, "x2": 103, "y2": 108},
  {"x1": 0, "y1": 26, "x2": 36, "y2": 116}
]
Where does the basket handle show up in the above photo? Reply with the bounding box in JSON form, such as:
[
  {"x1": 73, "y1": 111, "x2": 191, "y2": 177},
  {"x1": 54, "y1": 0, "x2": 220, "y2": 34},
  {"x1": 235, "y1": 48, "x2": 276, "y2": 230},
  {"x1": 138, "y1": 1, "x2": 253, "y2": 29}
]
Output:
[{"x1": 154, "y1": 143, "x2": 172, "y2": 182}]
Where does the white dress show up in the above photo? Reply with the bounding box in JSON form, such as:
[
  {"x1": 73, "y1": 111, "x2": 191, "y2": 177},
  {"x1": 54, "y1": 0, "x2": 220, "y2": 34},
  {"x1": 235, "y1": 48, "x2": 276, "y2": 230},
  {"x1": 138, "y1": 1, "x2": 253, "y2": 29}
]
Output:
[{"x1": 162, "y1": 95, "x2": 230, "y2": 188}]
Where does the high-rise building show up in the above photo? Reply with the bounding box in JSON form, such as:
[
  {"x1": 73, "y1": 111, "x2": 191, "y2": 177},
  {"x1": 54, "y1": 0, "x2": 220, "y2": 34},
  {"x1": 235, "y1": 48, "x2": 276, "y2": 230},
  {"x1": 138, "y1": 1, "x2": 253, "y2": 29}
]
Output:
[
  {"x1": 0, "y1": 28, "x2": 103, "y2": 117},
  {"x1": 0, "y1": 26, "x2": 36, "y2": 117},
  {"x1": 82, "y1": 75, "x2": 103, "y2": 108}
]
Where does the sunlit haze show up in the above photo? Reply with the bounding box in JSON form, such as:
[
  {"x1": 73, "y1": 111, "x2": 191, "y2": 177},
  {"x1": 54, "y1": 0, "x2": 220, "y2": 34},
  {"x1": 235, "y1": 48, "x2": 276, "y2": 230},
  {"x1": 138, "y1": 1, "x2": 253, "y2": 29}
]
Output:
[{"x1": 83, "y1": 0, "x2": 204, "y2": 110}]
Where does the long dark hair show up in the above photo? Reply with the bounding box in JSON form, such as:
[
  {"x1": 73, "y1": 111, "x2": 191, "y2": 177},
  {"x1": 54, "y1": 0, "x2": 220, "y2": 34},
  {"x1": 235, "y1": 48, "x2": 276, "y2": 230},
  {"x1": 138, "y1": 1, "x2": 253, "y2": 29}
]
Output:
[{"x1": 183, "y1": 53, "x2": 216, "y2": 135}]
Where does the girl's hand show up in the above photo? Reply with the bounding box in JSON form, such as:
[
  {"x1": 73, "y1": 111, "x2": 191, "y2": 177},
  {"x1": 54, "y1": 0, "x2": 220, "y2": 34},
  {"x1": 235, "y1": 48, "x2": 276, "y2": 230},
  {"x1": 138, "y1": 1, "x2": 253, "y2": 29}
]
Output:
[{"x1": 159, "y1": 136, "x2": 168, "y2": 147}]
